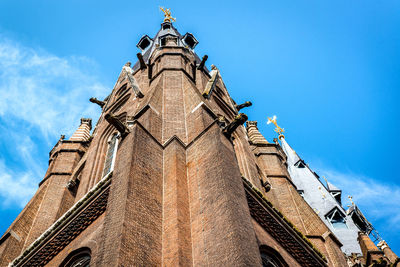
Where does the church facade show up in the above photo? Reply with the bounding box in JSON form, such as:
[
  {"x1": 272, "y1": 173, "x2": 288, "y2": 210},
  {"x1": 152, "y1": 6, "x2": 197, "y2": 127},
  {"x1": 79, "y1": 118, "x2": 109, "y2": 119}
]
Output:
[{"x1": 0, "y1": 13, "x2": 398, "y2": 267}]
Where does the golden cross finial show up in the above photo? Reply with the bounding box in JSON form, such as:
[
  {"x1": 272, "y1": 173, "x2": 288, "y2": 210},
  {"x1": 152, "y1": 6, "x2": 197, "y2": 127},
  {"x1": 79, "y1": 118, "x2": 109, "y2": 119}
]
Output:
[
  {"x1": 160, "y1": 7, "x2": 176, "y2": 23},
  {"x1": 348, "y1": 195, "x2": 355, "y2": 206},
  {"x1": 267, "y1": 115, "x2": 285, "y2": 139}
]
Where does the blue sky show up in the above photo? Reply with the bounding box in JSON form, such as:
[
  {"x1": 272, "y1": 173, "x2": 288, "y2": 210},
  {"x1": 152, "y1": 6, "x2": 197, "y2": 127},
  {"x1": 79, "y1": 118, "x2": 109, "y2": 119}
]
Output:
[{"x1": 0, "y1": 0, "x2": 399, "y2": 255}]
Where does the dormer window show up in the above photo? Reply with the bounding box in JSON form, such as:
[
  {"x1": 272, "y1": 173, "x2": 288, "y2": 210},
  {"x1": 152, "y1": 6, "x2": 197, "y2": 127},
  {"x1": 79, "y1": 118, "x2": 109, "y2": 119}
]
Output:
[
  {"x1": 182, "y1": 33, "x2": 198, "y2": 49},
  {"x1": 330, "y1": 191, "x2": 342, "y2": 205},
  {"x1": 137, "y1": 35, "x2": 153, "y2": 52},
  {"x1": 160, "y1": 35, "x2": 178, "y2": 46},
  {"x1": 162, "y1": 23, "x2": 171, "y2": 30},
  {"x1": 294, "y1": 159, "x2": 306, "y2": 168},
  {"x1": 325, "y1": 208, "x2": 347, "y2": 229}
]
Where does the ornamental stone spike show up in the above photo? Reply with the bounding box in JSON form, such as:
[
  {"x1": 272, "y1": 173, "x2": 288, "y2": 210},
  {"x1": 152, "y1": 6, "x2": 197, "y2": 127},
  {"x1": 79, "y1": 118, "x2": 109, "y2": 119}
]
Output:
[
  {"x1": 69, "y1": 118, "x2": 92, "y2": 142},
  {"x1": 246, "y1": 121, "x2": 269, "y2": 145}
]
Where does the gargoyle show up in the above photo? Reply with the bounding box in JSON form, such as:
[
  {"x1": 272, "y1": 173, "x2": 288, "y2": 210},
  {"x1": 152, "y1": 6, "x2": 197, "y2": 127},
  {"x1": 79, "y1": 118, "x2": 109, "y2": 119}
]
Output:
[
  {"x1": 235, "y1": 101, "x2": 252, "y2": 111},
  {"x1": 223, "y1": 113, "x2": 248, "y2": 137},
  {"x1": 197, "y1": 55, "x2": 208, "y2": 70},
  {"x1": 105, "y1": 113, "x2": 130, "y2": 138},
  {"x1": 136, "y1": 53, "x2": 147, "y2": 70},
  {"x1": 90, "y1": 97, "x2": 106, "y2": 108}
]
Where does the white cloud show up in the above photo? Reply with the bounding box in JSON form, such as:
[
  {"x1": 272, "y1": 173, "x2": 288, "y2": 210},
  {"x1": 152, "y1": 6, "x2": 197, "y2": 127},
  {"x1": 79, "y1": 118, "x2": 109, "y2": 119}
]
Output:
[
  {"x1": 0, "y1": 160, "x2": 37, "y2": 208},
  {"x1": 0, "y1": 34, "x2": 109, "y2": 208},
  {"x1": 0, "y1": 35, "x2": 109, "y2": 140},
  {"x1": 315, "y1": 166, "x2": 400, "y2": 230}
]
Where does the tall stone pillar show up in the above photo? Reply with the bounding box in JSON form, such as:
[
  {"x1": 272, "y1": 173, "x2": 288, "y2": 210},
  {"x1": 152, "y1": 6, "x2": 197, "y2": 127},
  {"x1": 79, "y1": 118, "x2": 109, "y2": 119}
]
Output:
[
  {"x1": 377, "y1": 240, "x2": 399, "y2": 264},
  {"x1": 358, "y1": 232, "x2": 384, "y2": 265},
  {"x1": 23, "y1": 119, "x2": 91, "y2": 249}
]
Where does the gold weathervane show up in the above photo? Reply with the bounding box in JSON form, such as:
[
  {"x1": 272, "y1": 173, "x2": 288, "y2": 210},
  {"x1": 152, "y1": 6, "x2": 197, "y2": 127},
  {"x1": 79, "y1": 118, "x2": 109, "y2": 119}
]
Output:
[
  {"x1": 267, "y1": 115, "x2": 285, "y2": 139},
  {"x1": 160, "y1": 7, "x2": 176, "y2": 23}
]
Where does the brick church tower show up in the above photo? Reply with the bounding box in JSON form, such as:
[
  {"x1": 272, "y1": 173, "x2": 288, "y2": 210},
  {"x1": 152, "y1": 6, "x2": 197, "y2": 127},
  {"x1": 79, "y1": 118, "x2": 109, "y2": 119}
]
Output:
[{"x1": 0, "y1": 10, "x2": 398, "y2": 267}]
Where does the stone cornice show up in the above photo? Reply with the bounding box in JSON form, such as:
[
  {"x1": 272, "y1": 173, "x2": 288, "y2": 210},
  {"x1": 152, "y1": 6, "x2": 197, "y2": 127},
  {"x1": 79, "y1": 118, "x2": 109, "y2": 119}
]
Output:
[
  {"x1": 11, "y1": 173, "x2": 112, "y2": 267},
  {"x1": 243, "y1": 178, "x2": 327, "y2": 266}
]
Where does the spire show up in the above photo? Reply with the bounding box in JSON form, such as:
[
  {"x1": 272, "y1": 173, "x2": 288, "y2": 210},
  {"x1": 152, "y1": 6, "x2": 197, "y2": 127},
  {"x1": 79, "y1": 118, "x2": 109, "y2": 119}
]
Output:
[
  {"x1": 69, "y1": 118, "x2": 92, "y2": 142},
  {"x1": 280, "y1": 138, "x2": 301, "y2": 165},
  {"x1": 246, "y1": 121, "x2": 269, "y2": 145},
  {"x1": 134, "y1": 9, "x2": 200, "y2": 72}
]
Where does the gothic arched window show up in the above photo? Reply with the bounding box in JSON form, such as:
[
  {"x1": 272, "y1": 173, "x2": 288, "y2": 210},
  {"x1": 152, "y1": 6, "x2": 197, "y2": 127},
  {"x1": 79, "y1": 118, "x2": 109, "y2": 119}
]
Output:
[
  {"x1": 60, "y1": 248, "x2": 91, "y2": 267},
  {"x1": 259, "y1": 245, "x2": 288, "y2": 267},
  {"x1": 102, "y1": 133, "x2": 119, "y2": 178}
]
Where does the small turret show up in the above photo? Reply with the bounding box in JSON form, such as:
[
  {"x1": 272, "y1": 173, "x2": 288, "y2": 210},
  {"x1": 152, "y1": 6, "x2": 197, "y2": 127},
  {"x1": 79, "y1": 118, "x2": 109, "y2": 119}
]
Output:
[
  {"x1": 377, "y1": 240, "x2": 399, "y2": 264},
  {"x1": 69, "y1": 118, "x2": 92, "y2": 142},
  {"x1": 246, "y1": 121, "x2": 269, "y2": 145},
  {"x1": 358, "y1": 232, "x2": 384, "y2": 265}
]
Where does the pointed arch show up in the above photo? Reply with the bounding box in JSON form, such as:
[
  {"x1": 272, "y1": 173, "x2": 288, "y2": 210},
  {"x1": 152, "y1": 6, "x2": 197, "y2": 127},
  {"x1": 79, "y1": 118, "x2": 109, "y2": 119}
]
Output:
[
  {"x1": 102, "y1": 132, "x2": 120, "y2": 178},
  {"x1": 60, "y1": 247, "x2": 91, "y2": 267},
  {"x1": 259, "y1": 245, "x2": 289, "y2": 267}
]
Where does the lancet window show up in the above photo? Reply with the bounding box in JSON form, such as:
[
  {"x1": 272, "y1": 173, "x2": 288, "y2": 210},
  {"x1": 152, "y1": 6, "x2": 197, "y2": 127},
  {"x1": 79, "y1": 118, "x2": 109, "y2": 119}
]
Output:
[
  {"x1": 259, "y1": 246, "x2": 288, "y2": 267},
  {"x1": 61, "y1": 248, "x2": 91, "y2": 267},
  {"x1": 102, "y1": 133, "x2": 119, "y2": 178}
]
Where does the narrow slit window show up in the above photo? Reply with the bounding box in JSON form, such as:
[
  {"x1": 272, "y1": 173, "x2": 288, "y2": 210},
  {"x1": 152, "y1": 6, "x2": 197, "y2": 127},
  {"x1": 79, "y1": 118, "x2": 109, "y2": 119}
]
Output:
[
  {"x1": 102, "y1": 133, "x2": 119, "y2": 178},
  {"x1": 162, "y1": 23, "x2": 171, "y2": 30}
]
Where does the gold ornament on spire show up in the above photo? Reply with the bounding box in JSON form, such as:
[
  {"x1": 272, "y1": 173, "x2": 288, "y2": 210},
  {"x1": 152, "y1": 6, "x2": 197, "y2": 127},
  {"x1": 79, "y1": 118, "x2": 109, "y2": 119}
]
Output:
[
  {"x1": 348, "y1": 195, "x2": 355, "y2": 206},
  {"x1": 267, "y1": 115, "x2": 285, "y2": 139},
  {"x1": 160, "y1": 7, "x2": 176, "y2": 23}
]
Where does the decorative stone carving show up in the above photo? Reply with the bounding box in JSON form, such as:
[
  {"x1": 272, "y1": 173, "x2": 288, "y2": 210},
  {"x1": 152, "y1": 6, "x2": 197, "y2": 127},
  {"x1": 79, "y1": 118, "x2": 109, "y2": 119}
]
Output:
[
  {"x1": 243, "y1": 179, "x2": 327, "y2": 266},
  {"x1": 66, "y1": 179, "x2": 79, "y2": 192},
  {"x1": 122, "y1": 62, "x2": 144, "y2": 98},
  {"x1": 11, "y1": 184, "x2": 110, "y2": 267},
  {"x1": 202, "y1": 65, "x2": 219, "y2": 98}
]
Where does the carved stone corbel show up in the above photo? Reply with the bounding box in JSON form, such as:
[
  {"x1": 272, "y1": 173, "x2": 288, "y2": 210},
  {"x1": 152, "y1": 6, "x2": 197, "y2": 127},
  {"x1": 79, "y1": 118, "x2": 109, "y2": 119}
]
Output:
[
  {"x1": 105, "y1": 113, "x2": 130, "y2": 138},
  {"x1": 67, "y1": 179, "x2": 80, "y2": 192},
  {"x1": 90, "y1": 97, "x2": 106, "y2": 108},
  {"x1": 262, "y1": 180, "x2": 271, "y2": 192},
  {"x1": 223, "y1": 113, "x2": 248, "y2": 138},
  {"x1": 216, "y1": 115, "x2": 227, "y2": 128}
]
